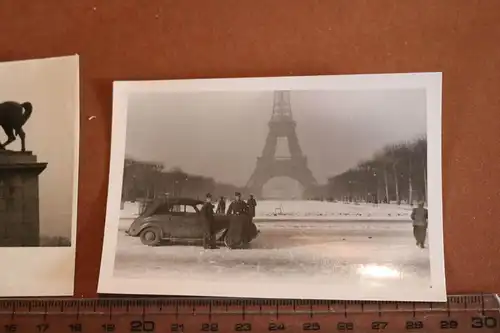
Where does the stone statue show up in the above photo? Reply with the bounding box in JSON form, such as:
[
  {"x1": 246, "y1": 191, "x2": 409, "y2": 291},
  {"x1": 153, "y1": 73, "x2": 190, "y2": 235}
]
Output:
[
  {"x1": 0, "y1": 101, "x2": 45, "y2": 246},
  {"x1": 0, "y1": 101, "x2": 33, "y2": 152}
]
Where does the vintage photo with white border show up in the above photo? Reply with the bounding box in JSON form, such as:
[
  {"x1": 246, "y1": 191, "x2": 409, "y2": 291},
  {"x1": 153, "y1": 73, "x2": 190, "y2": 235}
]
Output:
[
  {"x1": 0, "y1": 55, "x2": 79, "y2": 296},
  {"x1": 99, "y1": 73, "x2": 444, "y2": 301}
]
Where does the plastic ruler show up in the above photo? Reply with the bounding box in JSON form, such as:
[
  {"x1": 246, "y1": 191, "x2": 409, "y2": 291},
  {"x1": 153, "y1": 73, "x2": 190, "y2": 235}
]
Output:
[{"x1": 0, "y1": 294, "x2": 498, "y2": 333}]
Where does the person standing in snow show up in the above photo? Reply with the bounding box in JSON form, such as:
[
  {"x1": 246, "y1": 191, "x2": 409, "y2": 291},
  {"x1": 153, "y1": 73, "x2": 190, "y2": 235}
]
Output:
[
  {"x1": 216, "y1": 196, "x2": 226, "y2": 214},
  {"x1": 200, "y1": 193, "x2": 218, "y2": 249},
  {"x1": 411, "y1": 200, "x2": 428, "y2": 248},
  {"x1": 247, "y1": 194, "x2": 257, "y2": 219},
  {"x1": 225, "y1": 192, "x2": 249, "y2": 248}
]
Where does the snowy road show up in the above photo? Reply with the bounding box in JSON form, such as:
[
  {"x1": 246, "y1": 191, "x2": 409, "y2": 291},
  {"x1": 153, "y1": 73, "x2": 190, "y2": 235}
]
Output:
[{"x1": 114, "y1": 219, "x2": 431, "y2": 292}]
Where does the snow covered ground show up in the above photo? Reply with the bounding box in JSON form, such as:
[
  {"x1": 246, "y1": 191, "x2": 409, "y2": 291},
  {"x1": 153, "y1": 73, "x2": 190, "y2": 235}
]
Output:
[
  {"x1": 113, "y1": 200, "x2": 430, "y2": 296},
  {"x1": 255, "y1": 200, "x2": 412, "y2": 221},
  {"x1": 114, "y1": 202, "x2": 430, "y2": 292},
  {"x1": 120, "y1": 200, "x2": 413, "y2": 221},
  {"x1": 114, "y1": 221, "x2": 430, "y2": 291}
]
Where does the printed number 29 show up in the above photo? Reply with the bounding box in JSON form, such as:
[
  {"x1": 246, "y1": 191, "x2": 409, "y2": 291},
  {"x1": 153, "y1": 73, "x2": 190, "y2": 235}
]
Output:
[{"x1": 440, "y1": 320, "x2": 458, "y2": 329}]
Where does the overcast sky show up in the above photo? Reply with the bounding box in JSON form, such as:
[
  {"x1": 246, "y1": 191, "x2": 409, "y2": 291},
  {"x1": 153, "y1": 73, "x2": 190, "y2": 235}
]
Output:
[{"x1": 125, "y1": 89, "x2": 426, "y2": 187}]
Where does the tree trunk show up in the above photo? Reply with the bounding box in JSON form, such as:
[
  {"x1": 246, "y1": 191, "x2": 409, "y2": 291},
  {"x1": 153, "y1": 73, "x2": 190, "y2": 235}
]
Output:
[
  {"x1": 376, "y1": 175, "x2": 381, "y2": 204},
  {"x1": 393, "y1": 164, "x2": 400, "y2": 204},
  {"x1": 383, "y1": 167, "x2": 389, "y2": 203},
  {"x1": 408, "y1": 158, "x2": 413, "y2": 206}
]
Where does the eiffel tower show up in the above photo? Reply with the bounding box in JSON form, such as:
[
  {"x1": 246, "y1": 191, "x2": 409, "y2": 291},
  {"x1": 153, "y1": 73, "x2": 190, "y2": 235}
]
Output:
[{"x1": 246, "y1": 90, "x2": 317, "y2": 199}]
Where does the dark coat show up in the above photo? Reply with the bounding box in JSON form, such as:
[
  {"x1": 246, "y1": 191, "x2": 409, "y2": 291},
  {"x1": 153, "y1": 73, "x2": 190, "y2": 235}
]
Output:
[
  {"x1": 411, "y1": 207, "x2": 428, "y2": 227},
  {"x1": 227, "y1": 199, "x2": 249, "y2": 215},
  {"x1": 200, "y1": 202, "x2": 215, "y2": 232},
  {"x1": 247, "y1": 198, "x2": 257, "y2": 217},
  {"x1": 413, "y1": 225, "x2": 427, "y2": 244}
]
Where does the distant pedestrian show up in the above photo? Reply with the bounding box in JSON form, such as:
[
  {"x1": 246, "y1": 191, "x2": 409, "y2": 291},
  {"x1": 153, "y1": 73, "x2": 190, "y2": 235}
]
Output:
[
  {"x1": 411, "y1": 200, "x2": 428, "y2": 248},
  {"x1": 200, "y1": 193, "x2": 218, "y2": 249},
  {"x1": 216, "y1": 196, "x2": 226, "y2": 214},
  {"x1": 247, "y1": 194, "x2": 257, "y2": 218}
]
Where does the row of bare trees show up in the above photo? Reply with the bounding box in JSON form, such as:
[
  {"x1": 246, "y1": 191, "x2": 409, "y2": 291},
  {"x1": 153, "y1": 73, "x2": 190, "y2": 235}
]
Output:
[
  {"x1": 121, "y1": 158, "x2": 243, "y2": 202},
  {"x1": 327, "y1": 137, "x2": 427, "y2": 205}
]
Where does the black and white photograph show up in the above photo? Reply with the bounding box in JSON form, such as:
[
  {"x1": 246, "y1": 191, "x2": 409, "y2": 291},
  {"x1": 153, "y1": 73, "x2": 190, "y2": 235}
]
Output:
[
  {"x1": 99, "y1": 74, "x2": 444, "y2": 301},
  {"x1": 0, "y1": 55, "x2": 79, "y2": 296}
]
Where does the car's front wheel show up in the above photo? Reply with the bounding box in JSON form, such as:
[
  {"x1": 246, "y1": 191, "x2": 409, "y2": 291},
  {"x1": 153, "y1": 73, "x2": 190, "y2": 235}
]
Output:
[{"x1": 140, "y1": 227, "x2": 162, "y2": 246}]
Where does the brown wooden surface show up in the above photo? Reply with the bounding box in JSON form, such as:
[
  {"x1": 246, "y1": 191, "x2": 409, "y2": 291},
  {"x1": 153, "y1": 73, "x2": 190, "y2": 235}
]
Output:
[{"x1": 0, "y1": 0, "x2": 499, "y2": 298}]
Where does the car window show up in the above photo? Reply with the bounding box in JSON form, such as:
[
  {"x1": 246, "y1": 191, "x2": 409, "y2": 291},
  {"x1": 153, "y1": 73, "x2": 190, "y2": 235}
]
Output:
[
  {"x1": 154, "y1": 203, "x2": 171, "y2": 215},
  {"x1": 153, "y1": 203, "x2": 184, "y2": 215},
  {"x1": 153, "y1": 203, "x2": 200, "y2": 215},
  {"x1": 184, "y1": 205, "x2": 197, "y2": 213},
  {"x1": 170, "y1": 204, "x2": 182, "y2": 213}
]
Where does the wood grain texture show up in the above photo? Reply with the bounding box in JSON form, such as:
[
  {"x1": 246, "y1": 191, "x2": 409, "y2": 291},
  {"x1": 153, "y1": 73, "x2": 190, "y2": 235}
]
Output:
[{"x1": 0, "y1": 0, "x2": 499, "y2": 297}]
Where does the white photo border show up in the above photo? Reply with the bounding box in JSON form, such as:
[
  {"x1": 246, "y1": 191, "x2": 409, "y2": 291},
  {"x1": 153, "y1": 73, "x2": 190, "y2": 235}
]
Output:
[
  {"x1": 0, "y1": 55, "x2": 80, "y2": 297},
  {"x1": 98, "y1": 73, "x2": 445, "y2": 301}
]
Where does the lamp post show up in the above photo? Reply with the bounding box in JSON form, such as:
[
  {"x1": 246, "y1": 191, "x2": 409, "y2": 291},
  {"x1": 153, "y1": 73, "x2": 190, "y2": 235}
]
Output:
[
  {"x1": 174, "y1": 180, "x2": 179, "y2": 197},
  {"x1": 348, "y1": 180, "x2": 352, "y2": 203},
  {"x1": 131, "y1": 175, "x2": 137, "y2": 202},
  {"x1": 372, "y1": 171, "x2": 379, "y2": 205},
  {"x1": 179, "y1": 176, "x2": 188, "y2": 197}
]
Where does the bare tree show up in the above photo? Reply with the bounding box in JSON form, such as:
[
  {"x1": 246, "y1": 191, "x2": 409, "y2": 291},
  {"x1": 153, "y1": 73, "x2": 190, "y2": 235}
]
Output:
[
  {"x1": 373, "y1": 151, "x2": 391, "y2": 203},
  {"x1": 327, "y1": 136, "x2": 427, "y2": 205}
]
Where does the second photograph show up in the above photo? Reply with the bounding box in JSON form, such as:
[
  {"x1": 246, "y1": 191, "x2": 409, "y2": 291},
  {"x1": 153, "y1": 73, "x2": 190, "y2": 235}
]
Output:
[{"x1": 99, "y1": 74, "x2": 444, "y2": 301}]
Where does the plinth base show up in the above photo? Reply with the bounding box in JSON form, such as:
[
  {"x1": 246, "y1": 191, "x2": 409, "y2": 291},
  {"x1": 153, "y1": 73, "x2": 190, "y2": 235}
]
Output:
[{"x1": 0, "y1": 150, "x2": 47, "y2": 247}]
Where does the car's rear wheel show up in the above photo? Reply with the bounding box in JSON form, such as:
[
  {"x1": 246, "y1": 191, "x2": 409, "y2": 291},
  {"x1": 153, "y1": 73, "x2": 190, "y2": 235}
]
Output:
[
  {"x1": 223, "y1": 234, "x2": 236, "y2": 249},
  {"x1": 140, "y1": 227, "x2": 161, "y2": 246},
  {"x1": 224, "y1": 232, "x2": 244, "y2": 249}
]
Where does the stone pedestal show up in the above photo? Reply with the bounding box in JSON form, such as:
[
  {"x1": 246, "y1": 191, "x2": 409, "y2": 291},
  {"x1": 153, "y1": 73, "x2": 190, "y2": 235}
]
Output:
[{"x1": 0, "y1": 151, "x2": 47, "y2": 247}]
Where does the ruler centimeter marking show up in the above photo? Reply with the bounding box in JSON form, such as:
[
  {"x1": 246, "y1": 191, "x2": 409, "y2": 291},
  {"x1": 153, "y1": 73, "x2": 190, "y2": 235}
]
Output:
[
  {"x1": 1, "y1": 296, "x2": 500, "y2": 315},
  {"x1": 0, "y1": 294, "x2": 498, "y2": 333}
]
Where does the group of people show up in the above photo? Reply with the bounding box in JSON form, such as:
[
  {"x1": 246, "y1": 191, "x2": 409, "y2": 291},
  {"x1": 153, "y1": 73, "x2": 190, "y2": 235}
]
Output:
[
  {"x1": 200, "y1": 192, "x2": 257, "y2": 249},
  {"x1": 215, "y1": 193, "x2": 257, "y2": 217}
]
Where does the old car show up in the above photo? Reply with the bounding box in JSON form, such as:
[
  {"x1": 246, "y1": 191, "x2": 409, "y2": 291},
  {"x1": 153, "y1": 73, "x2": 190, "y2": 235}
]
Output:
[{"x1": 126, "y1": 197, "x2": 259, "y2": 247}]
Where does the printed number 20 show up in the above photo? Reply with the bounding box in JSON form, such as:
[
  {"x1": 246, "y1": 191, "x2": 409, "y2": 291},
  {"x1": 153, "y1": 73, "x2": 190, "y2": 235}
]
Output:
[{"x1": 130, "y1": 320, "x2": 155, "y2": 332}]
